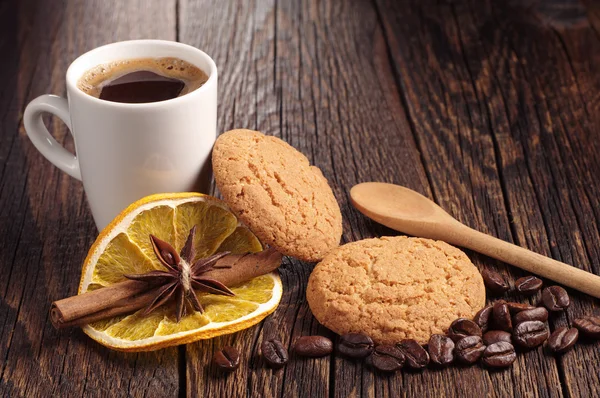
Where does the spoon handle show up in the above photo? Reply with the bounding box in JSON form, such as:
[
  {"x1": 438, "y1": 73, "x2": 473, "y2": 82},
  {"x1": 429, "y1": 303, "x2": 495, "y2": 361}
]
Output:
[{"x1": 450, "y1": 225, "x2": 600, "y2": 298}]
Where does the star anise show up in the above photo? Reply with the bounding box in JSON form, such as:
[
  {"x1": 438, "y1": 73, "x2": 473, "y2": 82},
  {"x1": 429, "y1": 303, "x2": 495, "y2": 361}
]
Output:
[{"x1": 125, "y1": 225, "x2": 234, "y2": 322}]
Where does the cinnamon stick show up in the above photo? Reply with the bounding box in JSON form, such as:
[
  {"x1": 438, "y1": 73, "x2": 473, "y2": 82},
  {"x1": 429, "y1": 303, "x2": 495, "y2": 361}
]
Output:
[{"x1": 51, "y1": 248, "x2": 283, "y2": 329}]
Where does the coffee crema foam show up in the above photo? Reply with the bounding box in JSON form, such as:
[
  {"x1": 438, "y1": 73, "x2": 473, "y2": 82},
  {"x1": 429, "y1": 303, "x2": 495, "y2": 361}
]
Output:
[{"x1": 77, "y1": 57, "x2": 208, "y2": 99}]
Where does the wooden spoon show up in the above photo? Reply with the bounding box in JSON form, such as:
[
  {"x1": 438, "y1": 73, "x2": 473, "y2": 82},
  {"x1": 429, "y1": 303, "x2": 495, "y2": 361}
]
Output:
[{"x1": 350, "y1": 182, "x2": 600, "y2": 299}]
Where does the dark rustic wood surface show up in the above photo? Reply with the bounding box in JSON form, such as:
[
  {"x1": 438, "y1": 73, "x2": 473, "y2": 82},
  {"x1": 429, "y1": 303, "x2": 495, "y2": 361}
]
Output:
[{"x1": 1, "y1": 0, "x2": 599, "y2": 397}]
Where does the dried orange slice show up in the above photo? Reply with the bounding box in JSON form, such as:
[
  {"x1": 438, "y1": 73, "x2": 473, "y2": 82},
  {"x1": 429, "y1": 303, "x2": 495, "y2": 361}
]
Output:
[{"x1": 78, "y1": 193, "x2": 282, "y2": 351}]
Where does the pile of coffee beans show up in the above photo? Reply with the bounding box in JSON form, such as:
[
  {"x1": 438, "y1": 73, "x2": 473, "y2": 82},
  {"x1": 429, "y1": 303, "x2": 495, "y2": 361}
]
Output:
[
  {"x1": 212, "y1": 271, "x2": 600, "y2": 374},
  {"x1": 446, "y1": 270, "x2": 600, "y2": 369}
]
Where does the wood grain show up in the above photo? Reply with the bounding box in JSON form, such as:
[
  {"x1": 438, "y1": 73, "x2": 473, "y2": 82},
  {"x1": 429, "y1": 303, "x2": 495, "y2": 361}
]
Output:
[
  {"x1": 373, "y1": 1, "x2": 565, "y2": 396},
  {"x1": 178, "y1": 0, "x2": 430, "y2": 396},
  {"x1": 0, "y1": 1, "x2": 179, "y2": 397},
  {"x1": 377, "y1": 0, "x2": 600, "y2": 397},
  {"x1": 1, "y1": 0, "x2": 600, "y2": 396},
  {"x1": 483, "y1": 1, "x2": 600, "y2": 396}
]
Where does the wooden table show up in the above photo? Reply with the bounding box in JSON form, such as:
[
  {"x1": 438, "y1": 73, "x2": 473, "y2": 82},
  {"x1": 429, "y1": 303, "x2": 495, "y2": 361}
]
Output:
[{"x1": 2, "y1": 0, "x2": 600, "y2": 396}]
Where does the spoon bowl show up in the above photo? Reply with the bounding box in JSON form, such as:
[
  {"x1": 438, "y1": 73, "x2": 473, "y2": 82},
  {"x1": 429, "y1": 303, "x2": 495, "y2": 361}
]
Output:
[
  {"x1": 351, "y1": 182, "x2": 439, "y2": 219},
  {"x1": 350, "y1": 182, "x2": 461, "y2": 240}
]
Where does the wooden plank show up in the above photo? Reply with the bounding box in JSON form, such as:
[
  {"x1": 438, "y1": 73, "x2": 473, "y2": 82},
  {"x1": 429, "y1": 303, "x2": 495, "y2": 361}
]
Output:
[
  {"x1": 178, "y1": 1, "x2": 284, "y2": 396},
  {"x1": 0, "y1": 1, "x2": 179, "y2": 397},
  {"x1": 584, "y1": 0, "x2": 600, "y2": 44},
  {"x1": 374, "y1": 0, "x2": 569, "y2": 397},
  {"x1": 449, "y1": 1, "x2": 600, "y2": 396},
  {"x1": 179, "y1": 0, "x2": 431, "y2": 396},
  {"x1": 1, "y1": 0, "x2": 597, "y2": 397},
  {"x1": 479, "y1": 1, "x2": 600, "y2": 396},
  {"x1": 378, "y1": 0, "x2": 600, "y2": 396}
]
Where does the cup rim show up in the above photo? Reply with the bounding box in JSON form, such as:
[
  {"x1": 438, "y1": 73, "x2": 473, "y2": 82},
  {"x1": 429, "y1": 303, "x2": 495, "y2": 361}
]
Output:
[{"x1": 66, "y1": 39, "x2": 217, "y2": 109}]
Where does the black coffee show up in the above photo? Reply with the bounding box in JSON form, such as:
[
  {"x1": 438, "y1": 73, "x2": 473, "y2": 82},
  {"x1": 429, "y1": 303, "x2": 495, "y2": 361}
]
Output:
[
  {"x1": 78, "y1": 57, "x2": 208, "y2": 104},
  {"x1": 99, "y1": 71, "x2": 184, "y2": 103}
]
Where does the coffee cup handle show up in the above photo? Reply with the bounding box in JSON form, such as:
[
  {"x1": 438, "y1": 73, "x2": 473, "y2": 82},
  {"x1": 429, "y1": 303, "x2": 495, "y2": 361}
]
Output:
[{"x1": 23, "y1": 95, "x2": 81, "y2": 180}]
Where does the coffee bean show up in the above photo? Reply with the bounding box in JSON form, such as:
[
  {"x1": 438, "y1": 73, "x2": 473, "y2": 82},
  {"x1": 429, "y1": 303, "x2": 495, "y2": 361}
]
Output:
[
  {"x1": 515, "y1": 276, "x2": 543, "y2": 295},
  {"x1": 367, "y1": 345, "x2": 405, "y2": 372},
  {"x1": 473, "y1": 305, "x2": 493, "y2": 333},
  {"x1": 483, "y1": 330, "x2": 512, "y2": 346},
  {"x1": 294, "y1": 336, "x2": 333, "y2": 357},
  {"x1": 547, "y1": 327, "x2": 578, "y2": 354},
  {"x1": 428, "y1": 334, "x2": 454, "y2": 366},
  {"x1": 513, "y1": 321, "x2": 549, "y2": 348},
  {"x1": 541, "y1": 286, "x2": 570, "y2": 311},
  {"x1": 506, "y1": 302, "x2": 535, "y2": 314},
  {"x1": 573, "y1": 316, "x2": 600, "y2": 339},
  {"x1": 454, "y1": 336, "x2": 486, "y2": 364},
  {"x1": 213, "y1": 346, "x2": 240, "y2": 372},
  {"x1": 261, "y1": 339, "x2": 288, "y2": 369},
  {"x1": 492, "y1": 302, "x2": 513, "y2": 332},
  {"x1": 481, "y1": 269, "x2": 510, "y2": 295},
  {"x1": 513, "y1": 307, "x2": 549, "y2": 324},
  {"x1": 397, "y1": 339, "x2": 429, "y2": 369},
  {"x1": 448, "y1": 318, "x2": 482, "y2": 342},
  {"x1": 481, "y1": 342, "x2": 516, "y2": 368},
  {"x1": 337, "y1": 333, "x2": 374, "y2": 359}
]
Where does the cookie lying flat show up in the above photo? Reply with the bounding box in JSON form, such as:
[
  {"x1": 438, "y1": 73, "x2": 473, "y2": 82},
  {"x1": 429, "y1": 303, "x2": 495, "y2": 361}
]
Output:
[
  {"x1": 212, "y1": 129, "x2": 342, "y2": 262},
  {"x1": 307, "y1": 236, "x2": 485, "y2": 344}
]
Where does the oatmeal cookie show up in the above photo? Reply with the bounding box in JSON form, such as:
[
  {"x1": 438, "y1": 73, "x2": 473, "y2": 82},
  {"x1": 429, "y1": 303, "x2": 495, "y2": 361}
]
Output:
[
  {"x1": 307, "y1": 236, "x2": 485, "y2": 344},
  {"x1": 212, "y1": 129, "x2": 342, "y2": 261}
]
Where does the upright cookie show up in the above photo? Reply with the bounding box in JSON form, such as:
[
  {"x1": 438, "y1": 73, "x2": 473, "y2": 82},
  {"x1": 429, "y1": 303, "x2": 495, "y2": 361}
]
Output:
[
  {"x1": 212, "y1": 129, "x2": 342, "y2": 262},
  {"x1": 307, "y1": 236, "x2": 486, "y2": 344}
]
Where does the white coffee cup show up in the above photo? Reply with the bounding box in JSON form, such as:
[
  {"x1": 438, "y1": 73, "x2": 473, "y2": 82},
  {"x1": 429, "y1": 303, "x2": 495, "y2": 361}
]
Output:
[{"x1": 23, "y1": 40, "x2": 217, "y2": 230}]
